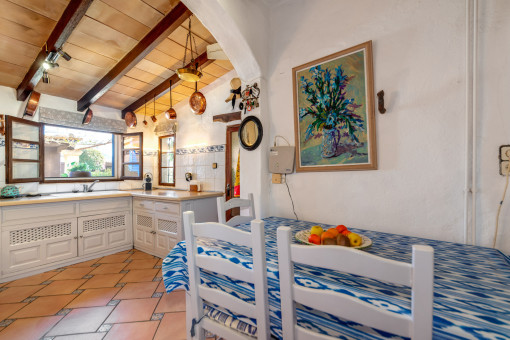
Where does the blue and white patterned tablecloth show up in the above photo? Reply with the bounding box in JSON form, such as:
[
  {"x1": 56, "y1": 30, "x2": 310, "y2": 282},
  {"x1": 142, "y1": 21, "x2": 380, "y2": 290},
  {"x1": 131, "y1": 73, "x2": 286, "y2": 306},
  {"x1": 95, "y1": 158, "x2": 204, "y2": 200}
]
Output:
[{"x1": 162, "y1": 217, "x2": 510, "y2": 339}]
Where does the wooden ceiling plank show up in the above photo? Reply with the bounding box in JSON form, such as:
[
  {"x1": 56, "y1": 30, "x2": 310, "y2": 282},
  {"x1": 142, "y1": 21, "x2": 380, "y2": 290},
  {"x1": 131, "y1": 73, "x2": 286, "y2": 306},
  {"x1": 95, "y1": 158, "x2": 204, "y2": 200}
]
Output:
[
  {"x1": 0, "y1": 17, "x2": 49, "y2": 47},
  {"x1": 126, "y1": 67, "x2": 166, "y2": 86},
  {"x1": 109, "y1": 83, "x2": 147, "y2": 98},
  {"x1": 63, "y1": 43, "x2": 117, "y2": 69},
  {"x1": 155, "y1": 38, "x2": 186, "y2": 60},
  {"x1": 66, "y1": 31, "x2": 129, "y2": 60},
  {"x1": 58, "y1": 58, "x2": 110, "y2": 79},
  {"x1": 74, "y1": 16, "x2": 138, "y2": 53},
  {"x1": 0, "y1": 60, "x2": 27, "y2": 77},
  {"x1": 0, "y1": 71, "x2": 23, "y2": 88},
  {"x1": 214, "y1": 59, "x2": 234, "y2": 71},
  {"x1": 141, "y1": 0, "x2": 179, "y2": 15},
  {"x1": 181, "y1": 16, "x2": 216, "y2": 44},
  {"x1": 117, "y1": 75, "x2": 155, "y2": 92},
  {"x1": 0, "y1": 0, "x2": 57, "y2": 38},
  {"x1": 202, "y1": 62, "x2": 230, "y2": 78},
  {"x1": 8, "y1": 0, "x2": 70, "y2": 21},
  {"x1": 0, "y1": 34, "x2": 40, "y2": 59},
  {"x1": 135, "y1": 59, "x2": 174, "y2": 78},
  {"x1": 86, "y1": 0, "x2": 151, "y2": 41},
  {"x1": 15, "y1": 0, "x2": 94, "y2": 101},
  {"x1": 101, "y1": 0, "x2": 163, "y2": 28},
  {"x1": 121, "y1": 51, "x2": 212, "y2": 116},
  {"x1": 77, "y1": 2, "x2": 192, "y2": 111},
  {"x1": 145, "y1": 48, "x2": 180, "y2": 69}
]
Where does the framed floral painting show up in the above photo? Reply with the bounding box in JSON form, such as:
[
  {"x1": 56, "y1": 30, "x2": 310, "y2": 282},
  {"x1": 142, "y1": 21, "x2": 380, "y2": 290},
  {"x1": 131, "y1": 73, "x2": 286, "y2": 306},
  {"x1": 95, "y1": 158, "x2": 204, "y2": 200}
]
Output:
[{"x1": 292, "y1": 41, "x2": 377, "y2": 172}]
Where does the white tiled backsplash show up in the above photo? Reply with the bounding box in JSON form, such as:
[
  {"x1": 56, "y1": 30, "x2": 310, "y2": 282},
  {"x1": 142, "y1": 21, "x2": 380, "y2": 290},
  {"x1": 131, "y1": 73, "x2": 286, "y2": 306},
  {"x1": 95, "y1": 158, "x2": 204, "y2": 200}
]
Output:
[
  {"x1": 175, "y1": 151, "x2": 225, "y2": 192},
  {"x1": 0, "y1": 138, "x2": 225, "y2": 194}
]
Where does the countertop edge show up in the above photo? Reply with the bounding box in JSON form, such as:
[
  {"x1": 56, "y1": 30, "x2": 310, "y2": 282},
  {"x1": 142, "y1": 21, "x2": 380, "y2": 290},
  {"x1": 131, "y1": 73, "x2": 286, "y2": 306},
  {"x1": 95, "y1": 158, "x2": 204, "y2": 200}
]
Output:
[{"x1": 0, "y1": 190, "x2": 224, "y2": 207}]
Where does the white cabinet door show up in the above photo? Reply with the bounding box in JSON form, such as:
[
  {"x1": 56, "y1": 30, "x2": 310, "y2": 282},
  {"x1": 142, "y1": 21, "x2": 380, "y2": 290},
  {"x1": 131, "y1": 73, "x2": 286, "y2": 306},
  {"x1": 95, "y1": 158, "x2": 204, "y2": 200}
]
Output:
[
  {"x1": 1, "y1": 219, "x2": 78, "y2": 274},
  {"x1": 133, "y1": 210, "x2": 155, "y2": 250},
  {"x1": 78, "y1": 211, "x2": 132, "y2": 256},
  {"x1": 154, "y1": 213, "x2": 179, "y2": 257}
]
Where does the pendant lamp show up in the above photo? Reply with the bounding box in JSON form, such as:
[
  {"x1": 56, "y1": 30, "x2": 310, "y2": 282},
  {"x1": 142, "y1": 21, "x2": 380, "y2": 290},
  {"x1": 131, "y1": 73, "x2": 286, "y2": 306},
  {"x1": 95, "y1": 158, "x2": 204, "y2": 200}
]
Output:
[
  {"x1": 151, "y1": 94, "x2": 157, "y2": 123},
  {"x1": 176, "y1": 17, "x2": 202, "y2": 82}
]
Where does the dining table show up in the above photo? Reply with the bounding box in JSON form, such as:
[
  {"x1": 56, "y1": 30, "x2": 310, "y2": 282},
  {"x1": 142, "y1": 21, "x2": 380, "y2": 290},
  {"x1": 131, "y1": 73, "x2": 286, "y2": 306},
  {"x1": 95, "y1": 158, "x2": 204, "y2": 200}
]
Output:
[{"x1": 162, "y1": 216, "x2": 510, "y2": 339}]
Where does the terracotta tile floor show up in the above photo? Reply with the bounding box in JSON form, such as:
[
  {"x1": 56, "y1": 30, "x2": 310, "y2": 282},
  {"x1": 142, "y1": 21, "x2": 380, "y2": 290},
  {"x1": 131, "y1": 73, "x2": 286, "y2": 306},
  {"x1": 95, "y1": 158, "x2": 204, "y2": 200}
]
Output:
[{"x1": 0, "y1": 249, "x2": 189, "y2": 340}]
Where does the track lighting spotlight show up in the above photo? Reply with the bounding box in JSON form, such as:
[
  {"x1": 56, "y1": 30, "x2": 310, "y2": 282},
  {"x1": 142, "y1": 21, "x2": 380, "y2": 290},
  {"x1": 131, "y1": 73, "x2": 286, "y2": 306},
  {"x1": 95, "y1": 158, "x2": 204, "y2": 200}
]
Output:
[
  {"x1": 57, "y1": 48, "x2": 72, "y2": 61},
  {"x1": 42, "y1": 71, "x2": 50, "y2": 84},
  {"x1": 42, "y1": 61, "x2": 59, "y2": 70}
]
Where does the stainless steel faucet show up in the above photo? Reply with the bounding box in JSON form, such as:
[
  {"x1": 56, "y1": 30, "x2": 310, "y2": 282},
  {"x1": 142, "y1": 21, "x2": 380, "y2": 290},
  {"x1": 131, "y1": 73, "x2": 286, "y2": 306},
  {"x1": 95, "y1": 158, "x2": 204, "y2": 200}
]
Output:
[{"x1": 83, "y1": 180, "x2": 100, "y2": 192}]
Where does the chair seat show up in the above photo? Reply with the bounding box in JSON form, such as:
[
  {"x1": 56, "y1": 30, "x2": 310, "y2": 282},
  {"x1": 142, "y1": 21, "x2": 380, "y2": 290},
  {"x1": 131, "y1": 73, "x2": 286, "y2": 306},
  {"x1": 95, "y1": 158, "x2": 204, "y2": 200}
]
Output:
[{"x1": 204, "y1": 304, "x2": 258, "y2": 338}]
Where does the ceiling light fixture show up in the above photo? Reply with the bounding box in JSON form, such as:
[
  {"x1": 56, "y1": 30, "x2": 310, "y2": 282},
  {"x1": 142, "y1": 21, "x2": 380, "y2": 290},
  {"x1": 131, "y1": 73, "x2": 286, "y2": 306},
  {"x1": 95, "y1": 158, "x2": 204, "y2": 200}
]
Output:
[
  {"x1": 165, "y1": 79, "x2": 177, "y2": 120},
  {"x1": 42, "y1": 71, "x2": 50, "y2": 84},
  {"x1": 57, "y1": 48, "x2": 72, "y2": 61},
  {"x1": 176, "y1": 17, "x2": 202, "y2": 82}
]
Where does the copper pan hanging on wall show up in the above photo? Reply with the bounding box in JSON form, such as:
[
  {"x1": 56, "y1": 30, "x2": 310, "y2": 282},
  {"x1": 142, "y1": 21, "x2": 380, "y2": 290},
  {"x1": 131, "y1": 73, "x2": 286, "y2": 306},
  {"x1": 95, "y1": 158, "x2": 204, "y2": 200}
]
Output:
[
  {"x1": 82, "y1": 107, "x2": 93, "y2": 125},
  {"x1": 23, "y1": 90, "x2": 40, "y2": 118},
  {"x1": 124, "y1": 111, "x2": 137, "y2": 128},
  {"x1": 189, "y1": 82, "x2": 206, "y2": 115}
]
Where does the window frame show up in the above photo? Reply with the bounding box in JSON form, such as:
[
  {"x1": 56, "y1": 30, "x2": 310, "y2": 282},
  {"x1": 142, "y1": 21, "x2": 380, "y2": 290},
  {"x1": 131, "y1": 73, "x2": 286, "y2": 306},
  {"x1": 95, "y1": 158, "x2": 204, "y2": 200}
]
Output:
[
  {"x1": 121, "y1": 132, "x2": 143, "y2": 180},
  {"x1": 5, "y1": 116, "x2": 44, "y2": 184},
  {"x1": 158, "y1": 134, "x2": 176, "y2": 187},
  {"x1": 5, "y1": 117, "x2": 143, "y2": 183}
]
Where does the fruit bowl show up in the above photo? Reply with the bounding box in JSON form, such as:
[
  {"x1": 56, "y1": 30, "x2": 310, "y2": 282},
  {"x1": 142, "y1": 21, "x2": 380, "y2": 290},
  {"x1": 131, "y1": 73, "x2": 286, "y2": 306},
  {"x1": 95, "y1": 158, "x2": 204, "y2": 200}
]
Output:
[{"x1": 295, "y1": 230, "x2": 372, "y2": 249}]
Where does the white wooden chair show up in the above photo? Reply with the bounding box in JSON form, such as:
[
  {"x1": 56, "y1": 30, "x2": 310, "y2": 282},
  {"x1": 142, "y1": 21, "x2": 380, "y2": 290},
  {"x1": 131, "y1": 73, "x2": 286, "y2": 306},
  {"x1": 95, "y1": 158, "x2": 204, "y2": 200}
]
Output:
[
  {"x1": 217, "y1": 193, "x2": 255, "y2": 227},
  {"x1": 277, "y1": 226, "x2": 434, "y2": 340},
  {"x1": 183, "y1": 211, "x2": 270, "y2": 340}
]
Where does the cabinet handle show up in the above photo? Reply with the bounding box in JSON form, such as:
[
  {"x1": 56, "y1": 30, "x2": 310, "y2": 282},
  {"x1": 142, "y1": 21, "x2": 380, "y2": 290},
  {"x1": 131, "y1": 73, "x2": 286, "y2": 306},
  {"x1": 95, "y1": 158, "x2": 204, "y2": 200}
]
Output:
[
  {"x1": 79, "y1": 236, "x2": 83, "y2": 238},
  {"x1": 74, "y1": 236, "x2": 78, "y2": 239}
]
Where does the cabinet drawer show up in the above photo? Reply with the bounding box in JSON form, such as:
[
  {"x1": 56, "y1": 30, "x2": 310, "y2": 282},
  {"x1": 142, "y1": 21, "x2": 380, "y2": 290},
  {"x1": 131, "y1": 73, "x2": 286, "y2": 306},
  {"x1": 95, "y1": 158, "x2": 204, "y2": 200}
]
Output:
[
  {"x1": 2, "y1": 202, "x2": 77, "y2": 225},
  {"x1": 133, "y1": 199, "x2": 154, "y2": 212},
  {"x1": 80, "y1": 198, "x2": 131, "y2": 215},
  {"x1": 155, "y1": 202, "x2": 180, "y2": 216}
]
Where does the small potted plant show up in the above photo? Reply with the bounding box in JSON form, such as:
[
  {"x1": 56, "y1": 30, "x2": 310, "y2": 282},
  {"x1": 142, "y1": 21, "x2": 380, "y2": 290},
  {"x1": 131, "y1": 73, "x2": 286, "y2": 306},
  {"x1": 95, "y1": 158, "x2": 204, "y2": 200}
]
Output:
[{"x1": 68, "y1": 162, "x2": 91, "y2": 178}]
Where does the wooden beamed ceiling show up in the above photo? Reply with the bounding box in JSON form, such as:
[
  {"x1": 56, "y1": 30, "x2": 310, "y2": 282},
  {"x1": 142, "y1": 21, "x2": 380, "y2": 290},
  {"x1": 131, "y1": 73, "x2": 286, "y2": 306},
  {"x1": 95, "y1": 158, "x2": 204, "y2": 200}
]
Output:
[{"x1": 0, "y1": 0, "x2": 234, "y2": 114}]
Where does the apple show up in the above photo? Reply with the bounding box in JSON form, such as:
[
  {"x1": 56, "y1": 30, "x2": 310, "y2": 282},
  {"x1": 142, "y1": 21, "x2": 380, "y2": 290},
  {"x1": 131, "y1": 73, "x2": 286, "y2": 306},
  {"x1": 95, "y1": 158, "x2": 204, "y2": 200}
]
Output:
[
  {"x1": 347, "y1": 233, "x2": 362, "y2": 247},
  {"x1": 308, "y1": 234, "x2": 320, "y2": 245},
  {"x1": 336, "y1": 225, "x2": 347, "y2": 233},
  {"x1": 310, "y1": 225, "x2": 324, "y2": 237}
]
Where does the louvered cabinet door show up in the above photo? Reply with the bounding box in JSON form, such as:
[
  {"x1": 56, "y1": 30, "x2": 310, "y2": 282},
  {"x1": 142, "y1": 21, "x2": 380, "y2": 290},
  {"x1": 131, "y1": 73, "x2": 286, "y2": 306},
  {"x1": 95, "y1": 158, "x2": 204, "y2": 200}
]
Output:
[
  {"x1": 133, "y1": 210, "x2": 155, "y2": 251},
  {"x1": 1, "y1": 219, "x2": 78, "y2": 274},
  {"x1": 78, "y1": 212, "x2": 132, "y2": 257},
  {"x1": 154, "y1": 213, "x2": 179, "y2": 257}
]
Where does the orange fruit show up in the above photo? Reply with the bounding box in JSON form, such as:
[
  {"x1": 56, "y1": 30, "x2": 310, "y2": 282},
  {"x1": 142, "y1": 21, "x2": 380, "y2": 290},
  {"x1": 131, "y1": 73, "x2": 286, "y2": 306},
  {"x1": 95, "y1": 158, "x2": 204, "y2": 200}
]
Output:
[
  {"x1": 321, "y1": 231, "x2": 335, "y2": 243},
  {"x1": 341, "y1": 230, "x2": 352, "y2": 236},
  {"x1": 327, "y1": 228, "x2": 339, "y2": 237}
]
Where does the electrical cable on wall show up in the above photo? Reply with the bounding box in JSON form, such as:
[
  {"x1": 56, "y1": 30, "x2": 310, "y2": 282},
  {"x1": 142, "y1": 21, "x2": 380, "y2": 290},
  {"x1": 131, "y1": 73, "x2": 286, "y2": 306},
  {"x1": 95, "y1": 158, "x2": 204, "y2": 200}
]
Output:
[
  {"x1": 493, "y1": 151, "x2": 510, "y2": 248},
  {"x1": 285, "y1": 174, "x2": 298, "y2": 220},
  {"x1": 274, "y1": 135, "x2": 290, "y2": 147}
]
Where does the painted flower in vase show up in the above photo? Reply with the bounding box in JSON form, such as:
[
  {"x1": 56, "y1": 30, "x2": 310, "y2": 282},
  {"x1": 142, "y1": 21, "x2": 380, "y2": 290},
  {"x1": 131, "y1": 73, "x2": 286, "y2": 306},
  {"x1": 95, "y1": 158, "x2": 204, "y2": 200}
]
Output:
[{"x1": 299, "y1": 64, "x2": 365, "y2": 159}]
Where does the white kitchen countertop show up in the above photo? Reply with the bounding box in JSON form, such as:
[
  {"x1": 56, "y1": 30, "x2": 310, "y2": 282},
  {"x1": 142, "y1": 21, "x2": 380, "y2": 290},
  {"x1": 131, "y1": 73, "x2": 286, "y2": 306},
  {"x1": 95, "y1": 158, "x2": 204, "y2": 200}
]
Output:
[{"x1": 0, "y1": 189, "x2": 223, "y2": 207}]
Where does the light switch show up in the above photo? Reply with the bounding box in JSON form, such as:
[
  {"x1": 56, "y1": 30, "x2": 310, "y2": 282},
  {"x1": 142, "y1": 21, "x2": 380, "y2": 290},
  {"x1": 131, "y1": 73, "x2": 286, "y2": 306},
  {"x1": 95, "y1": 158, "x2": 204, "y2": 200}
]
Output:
[{"x1": 500, "y1": 161, "x2": 510, "y2": 176}]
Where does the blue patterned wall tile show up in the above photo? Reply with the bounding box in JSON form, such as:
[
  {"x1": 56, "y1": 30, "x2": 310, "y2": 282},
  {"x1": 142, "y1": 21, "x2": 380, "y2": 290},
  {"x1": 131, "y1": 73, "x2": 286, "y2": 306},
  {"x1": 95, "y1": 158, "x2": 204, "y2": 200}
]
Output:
[{"x1": 176, "y1": 144, "x2": 225, "y2": 155}]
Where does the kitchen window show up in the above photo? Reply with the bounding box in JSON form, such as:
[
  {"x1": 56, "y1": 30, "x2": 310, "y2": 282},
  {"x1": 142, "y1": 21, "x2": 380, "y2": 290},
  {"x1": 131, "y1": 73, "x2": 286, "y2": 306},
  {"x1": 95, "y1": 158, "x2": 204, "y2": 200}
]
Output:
[
  {"x1": 158, "y1": 134, "x2": 175, "y2": 186},
  {"x1": 5, "y1": 116, "x2": 143, "y2": 183},
  {"x1": 44, "y1": 125, "x2": 115, "y2": 179}
]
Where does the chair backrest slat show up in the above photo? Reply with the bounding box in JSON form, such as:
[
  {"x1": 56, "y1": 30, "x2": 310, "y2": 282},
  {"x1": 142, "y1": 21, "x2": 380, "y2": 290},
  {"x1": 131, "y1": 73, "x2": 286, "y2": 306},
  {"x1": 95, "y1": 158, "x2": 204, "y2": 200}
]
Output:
[
  {"x1": 192, "y1": 222, "x2": 252, "y2": 247},
  {"x1": 184, "y1": 211, "x2": 270, "y2": 339},
  {"x1": 293, "y1": 285, "x2": 412, "y2": 337},
  {"x1": 198, "y1": 285, "x2": 257, "y2": 319},
  {"x1": 291, "y1": 244, "x2": 412, "y2": 286},
  {"x1": 277, "y1": 226, "x2": 434, "y2": 340},
  {"x1": 195, "y1": 255, "x2": 254, "y2": 283},
  {"x1": 217, "y1": 193, "x2": 256, "y2": 227}
]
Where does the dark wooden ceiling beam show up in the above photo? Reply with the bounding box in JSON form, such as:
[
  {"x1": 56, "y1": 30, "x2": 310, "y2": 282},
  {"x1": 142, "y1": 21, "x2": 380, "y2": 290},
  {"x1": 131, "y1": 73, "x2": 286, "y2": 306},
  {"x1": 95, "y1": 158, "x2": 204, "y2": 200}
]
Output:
[
  {"x1": 121, "y1": 51, "x2": 213, "y2": 118},
  {"x1": 16, "y1": 0, "x2": 94, "y2": 101},
  {"x1": 77, "y1": 2, "x2": 192, "y2": 112}
]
